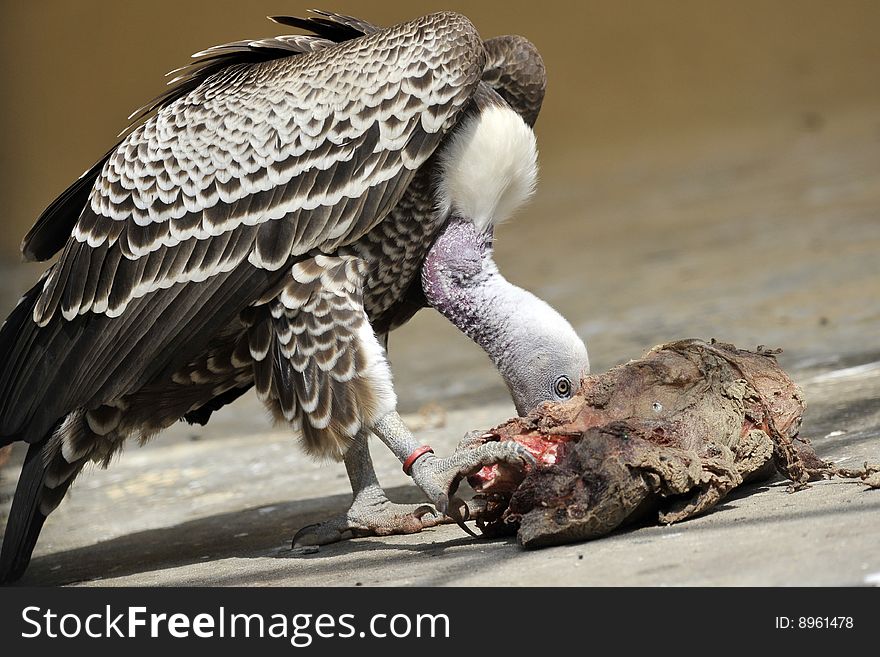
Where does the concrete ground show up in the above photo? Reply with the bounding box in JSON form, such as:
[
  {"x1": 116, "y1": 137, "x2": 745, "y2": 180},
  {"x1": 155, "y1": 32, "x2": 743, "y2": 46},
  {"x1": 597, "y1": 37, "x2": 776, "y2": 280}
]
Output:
[
  {"x1": 2, "y1": 102, "x2": 879, "y2": 586},
  {"x1": 1, "y1": 363, "x2": 878, "y2": 587}
]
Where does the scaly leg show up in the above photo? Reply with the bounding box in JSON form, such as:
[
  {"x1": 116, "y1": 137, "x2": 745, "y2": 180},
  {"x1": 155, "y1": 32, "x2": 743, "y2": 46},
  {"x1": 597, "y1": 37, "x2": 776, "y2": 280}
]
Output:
[
  {"x1": 372, "y1": 411, "x2": 535, "y2": 523},
  {"x1": 292, "y1": 431, "x2": 442, "y2": 546}
]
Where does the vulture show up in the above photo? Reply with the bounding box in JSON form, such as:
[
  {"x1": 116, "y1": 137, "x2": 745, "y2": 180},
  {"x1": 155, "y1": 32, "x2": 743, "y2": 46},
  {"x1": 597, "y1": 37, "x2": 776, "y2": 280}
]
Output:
[{"x1": 0, "y1": 11, "x2": 589, "y2": 583}]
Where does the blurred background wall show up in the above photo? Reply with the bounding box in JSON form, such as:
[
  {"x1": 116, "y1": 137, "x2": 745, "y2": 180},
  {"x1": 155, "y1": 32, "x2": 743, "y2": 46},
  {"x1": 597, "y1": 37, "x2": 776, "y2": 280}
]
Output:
[{"x1": 2, "y1": 0, "x2": 879, "y2": 254}]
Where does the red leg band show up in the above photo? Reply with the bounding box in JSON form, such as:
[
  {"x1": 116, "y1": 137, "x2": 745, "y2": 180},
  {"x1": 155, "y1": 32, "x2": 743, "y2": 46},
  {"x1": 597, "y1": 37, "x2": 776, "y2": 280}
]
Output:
[{"x1": 402, "y1": 445, "x2": 434, "y2": 475}]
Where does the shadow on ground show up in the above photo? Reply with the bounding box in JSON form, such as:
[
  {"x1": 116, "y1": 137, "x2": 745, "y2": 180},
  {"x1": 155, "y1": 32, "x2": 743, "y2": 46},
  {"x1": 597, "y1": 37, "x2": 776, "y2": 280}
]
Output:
[
  {"x1": 19, "y1": 470, "x2": 880, "y2": 587},
  {"x1": 16, "y1": 485, "x2": 501, "y2": 586}
]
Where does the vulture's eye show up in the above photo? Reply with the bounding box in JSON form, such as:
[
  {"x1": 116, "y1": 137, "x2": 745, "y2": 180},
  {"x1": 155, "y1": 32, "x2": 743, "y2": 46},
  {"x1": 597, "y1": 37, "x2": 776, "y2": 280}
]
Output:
[
  {"x1": 553, "y1": 376, "x2": 573, "y2": 399},
  {"x1": 652, "y1": 401, "x2": 663, "y2": 413}
]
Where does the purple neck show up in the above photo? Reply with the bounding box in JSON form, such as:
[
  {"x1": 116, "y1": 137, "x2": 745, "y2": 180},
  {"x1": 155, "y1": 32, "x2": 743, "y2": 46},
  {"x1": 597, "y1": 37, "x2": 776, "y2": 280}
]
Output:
[
  {"x1": 421, "y1": 219, "x2": 544, "y2": 385},
  {"x1": 421, "y1": 218, "x2": 590, "y2": 416}
]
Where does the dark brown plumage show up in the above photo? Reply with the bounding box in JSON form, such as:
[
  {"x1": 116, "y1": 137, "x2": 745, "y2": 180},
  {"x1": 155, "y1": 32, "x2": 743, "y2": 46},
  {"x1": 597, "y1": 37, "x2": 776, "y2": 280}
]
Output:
[{"x1": 0, "y1": 10, "x2": 547, "y2": 583}]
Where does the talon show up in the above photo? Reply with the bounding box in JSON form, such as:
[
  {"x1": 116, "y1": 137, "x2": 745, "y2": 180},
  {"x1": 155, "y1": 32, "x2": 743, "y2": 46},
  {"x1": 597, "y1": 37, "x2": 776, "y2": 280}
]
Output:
[
  {"x1": 436, "y1": 492, "x2": 449, "y2": 516},
  {"x1": 445, "y1": 496, "x2": 470, "y2": 523},
  {"x1": 292, "y1": 523, "x2": 321, "y2": 548},
  {"x1": 516, "y1": 443, "x2": 538, "y2": 468},
  {"x1": 454, "y1": 519, "x2": 479, "y2": 538},
  {"x1": 445, "y1": 496, "x2": 478, "y2": 538},
  {"x1": 457, "y1": 430, "x2": 496, "y2": 451},
  {"x1": 412, "y1": 504, "x2": 438, "y2": 520}
]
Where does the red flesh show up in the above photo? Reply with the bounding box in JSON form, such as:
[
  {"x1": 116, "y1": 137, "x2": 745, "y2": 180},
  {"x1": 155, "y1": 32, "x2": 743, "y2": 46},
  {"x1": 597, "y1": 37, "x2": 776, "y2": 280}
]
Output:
[{"x1": 471, "y1": 433, "x2": 574, "y2": 493}]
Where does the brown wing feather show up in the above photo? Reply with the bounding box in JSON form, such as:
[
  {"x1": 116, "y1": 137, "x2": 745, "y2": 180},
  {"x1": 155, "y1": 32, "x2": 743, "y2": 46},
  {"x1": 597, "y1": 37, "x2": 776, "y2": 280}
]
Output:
[
  {"x1": 249, "y1": 255, "x2": 395, "y2": 460},
  {"x1": 33, "y1": 12, "x2": 485, "y2": 327},
  {"x1": 0, "y1": 12, "x2": 486, "y2": 445},
  {"x1": 482, "y1": 35, "x2": 546, "y2": 127}
]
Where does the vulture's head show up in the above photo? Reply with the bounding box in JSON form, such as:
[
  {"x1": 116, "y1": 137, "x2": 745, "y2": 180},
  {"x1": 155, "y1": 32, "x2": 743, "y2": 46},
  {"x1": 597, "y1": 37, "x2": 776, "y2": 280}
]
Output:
[{"x1": 496, "y1": 295, "x2": 590, "y2": 416}]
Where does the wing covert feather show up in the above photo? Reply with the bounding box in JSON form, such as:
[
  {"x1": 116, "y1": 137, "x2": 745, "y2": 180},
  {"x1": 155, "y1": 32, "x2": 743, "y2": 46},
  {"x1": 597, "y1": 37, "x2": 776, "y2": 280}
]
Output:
[
  {"x1": 2, "y1": 12, "x2": 486, "y2": 443},
  {"x1": 35, "y1": 12, "x2": 485, "y2": 326}
]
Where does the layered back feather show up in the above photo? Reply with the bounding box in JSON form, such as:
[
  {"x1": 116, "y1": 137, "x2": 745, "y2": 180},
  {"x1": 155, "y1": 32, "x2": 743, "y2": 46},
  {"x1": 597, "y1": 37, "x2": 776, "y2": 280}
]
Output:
[{"x1": 20, "y1": 11, "x2": 376, "y2": 264}]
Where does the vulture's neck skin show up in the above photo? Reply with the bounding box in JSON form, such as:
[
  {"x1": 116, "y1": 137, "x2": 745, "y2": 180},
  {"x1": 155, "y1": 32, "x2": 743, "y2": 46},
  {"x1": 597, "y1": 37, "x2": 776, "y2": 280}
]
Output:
[
  {"x1": 422, "y1": 104, "x2": 587, "y2": 414},
  {"x1": 421, "y1": 219, "x2": 579, "y2": 414}
]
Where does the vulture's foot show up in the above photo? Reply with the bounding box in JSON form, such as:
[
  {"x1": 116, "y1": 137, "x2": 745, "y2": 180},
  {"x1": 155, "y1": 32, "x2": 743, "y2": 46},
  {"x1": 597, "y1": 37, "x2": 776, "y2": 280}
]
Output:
[
  {"x1": 409, "y1": 438, "x2": 536, "y2": 527},
  {"x1": 371, "y1": 412, "x2": 534, "y2": 533},
  {"x1": 292, "y1": 486, "x2": 442, "y2": 547}
]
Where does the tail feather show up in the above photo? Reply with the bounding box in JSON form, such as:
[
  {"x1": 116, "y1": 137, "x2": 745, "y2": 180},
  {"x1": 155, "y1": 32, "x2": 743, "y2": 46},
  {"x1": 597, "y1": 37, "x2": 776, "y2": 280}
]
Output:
[
  {"x1": 0, "y1": 277, "x2": 50, "y2": 446},
  {"x1": 1, "y1": 434, "x2": 82, "y2": 584},
  {"x1": 1, "y1": 441, "x2": 49, "y2": 583}
]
